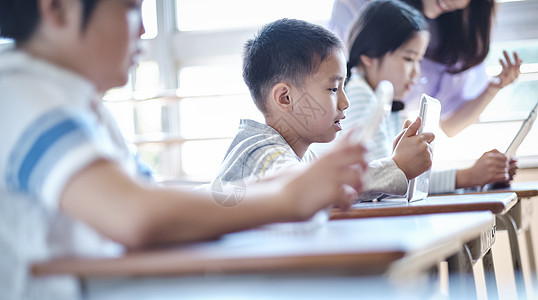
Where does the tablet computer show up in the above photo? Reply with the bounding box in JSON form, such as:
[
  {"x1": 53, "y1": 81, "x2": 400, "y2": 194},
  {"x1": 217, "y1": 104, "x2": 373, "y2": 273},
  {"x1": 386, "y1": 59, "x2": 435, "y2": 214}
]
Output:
[
  {"x1": 505, "y1": 101, "x2": 538, "y2": 158},
  {"x1": 407, "y1": 94, "x2": 441, "y2": 202}
]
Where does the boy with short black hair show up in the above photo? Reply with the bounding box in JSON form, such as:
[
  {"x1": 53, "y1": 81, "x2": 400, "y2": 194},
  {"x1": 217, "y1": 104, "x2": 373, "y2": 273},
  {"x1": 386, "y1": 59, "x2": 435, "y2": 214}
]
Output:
[
  {"x1": 0, "y1": 1, "x2": 367, "y2": 298},
  {"x1": 214, "y1": 18, "x2": 434, "y2": 200}
]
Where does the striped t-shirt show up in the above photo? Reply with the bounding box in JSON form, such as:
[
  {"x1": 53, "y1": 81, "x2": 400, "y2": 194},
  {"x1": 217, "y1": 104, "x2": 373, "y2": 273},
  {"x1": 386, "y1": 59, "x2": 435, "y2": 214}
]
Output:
[
  {"x1": 213, "y1": 119, "x2": 318, "y2": 185},
  {"x1": 0, "y1": 51, "x2": 151, "y2": 299},
  {"x1": 342, "y1": 74, "x2": 457, "y2": 194}
]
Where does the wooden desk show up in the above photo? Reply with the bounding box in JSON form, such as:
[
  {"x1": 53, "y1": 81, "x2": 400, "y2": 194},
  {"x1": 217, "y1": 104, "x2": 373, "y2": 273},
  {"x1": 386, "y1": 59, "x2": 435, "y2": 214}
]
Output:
[
  {"x1": 32, "y1": 212, "x2": 494, "y2": 299},
  {"x1": 443, "y1": 181, "x2": 538, "y2": 199},
  {"x1": 331, "y1": 192, "x2": 517, "y2": 299},
  {"x1": 331, "y1": 192, "x2": 517, "y2": 220},
  {"x1": 487, "y1": 181, "x2": 538, "y2": 297},
  {"x1": 443, "y1": 181, "x2": 538, "y2": 298}
]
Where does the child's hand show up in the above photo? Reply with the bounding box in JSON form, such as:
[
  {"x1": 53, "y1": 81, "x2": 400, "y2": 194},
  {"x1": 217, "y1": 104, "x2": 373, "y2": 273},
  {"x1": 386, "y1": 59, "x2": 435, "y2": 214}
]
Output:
[
  {"x1": 392, "y1": 119, "x2": 412, "y2": 151},
  {"x1": 392, "y1": 117, "x2": 435, "y2": 180},
  {"x1": 276, "y1": 137, "x2": 367, "y2": 220},
  {"x1": 508, "y1": 157, "x2": 518, "y2": 181},
  {"x1": 490, "y1": 50, "x2": 522, "y2": 89},
  {"x1": 456, "y1": 149, "x2": 510, "y2": 188}
]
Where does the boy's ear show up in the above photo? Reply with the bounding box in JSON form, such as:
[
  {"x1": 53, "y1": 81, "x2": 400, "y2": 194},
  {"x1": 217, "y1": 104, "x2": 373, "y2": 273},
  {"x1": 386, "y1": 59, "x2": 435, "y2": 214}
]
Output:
[
  {"x1": 38, "y1": 0, "x2": 72, "y2": 27},
  {"x1": 360, "y1": 55, "x2": 374, "y2": 67},
  {"x1": 271, "y1": 83, "x2": 294, "y2": 112}
]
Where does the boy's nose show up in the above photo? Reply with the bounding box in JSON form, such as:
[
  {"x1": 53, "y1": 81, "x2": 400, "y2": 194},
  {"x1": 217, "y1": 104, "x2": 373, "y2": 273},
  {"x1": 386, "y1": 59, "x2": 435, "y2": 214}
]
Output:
[
  {"x1": 339, "y1": 91, "x2": 350, "y2": 111},
  {"x1": 139, "y1": 21, "x2": 146, "y2": 37}
]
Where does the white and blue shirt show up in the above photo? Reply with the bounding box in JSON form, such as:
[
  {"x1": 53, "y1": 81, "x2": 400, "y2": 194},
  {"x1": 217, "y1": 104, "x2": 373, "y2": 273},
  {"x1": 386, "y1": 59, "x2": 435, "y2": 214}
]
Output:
[{"x1": 0, "y1": 50, "x2": 151, "y2": 299}]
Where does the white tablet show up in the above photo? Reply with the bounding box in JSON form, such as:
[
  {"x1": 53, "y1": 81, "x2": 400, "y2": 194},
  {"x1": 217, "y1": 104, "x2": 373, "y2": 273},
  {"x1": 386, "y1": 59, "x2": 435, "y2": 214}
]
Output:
[
  {"x1": 505, "y1": 101, "x2": 538, "y2": 158},
  {"x1": 407, "y1": 94, "x2": 441, "y2": 202}
]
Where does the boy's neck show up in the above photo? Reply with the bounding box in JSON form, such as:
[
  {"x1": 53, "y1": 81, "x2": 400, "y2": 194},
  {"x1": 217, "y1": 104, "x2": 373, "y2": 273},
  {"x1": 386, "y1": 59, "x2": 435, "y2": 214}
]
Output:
[
  {"x1": 265, "y1": 117, "x2": 310, "y2": 159},
  {"x1": 23, "y1": 38, "x2": 66, "y2": 67}
]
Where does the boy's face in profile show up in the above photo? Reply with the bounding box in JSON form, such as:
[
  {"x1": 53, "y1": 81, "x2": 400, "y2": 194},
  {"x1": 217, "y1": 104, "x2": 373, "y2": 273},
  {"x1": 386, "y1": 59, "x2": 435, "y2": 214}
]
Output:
[
  {"x1": 286, "y1": 49, "x2": 349, "y2": 145},
  {"x1": 55, "y1": 0, "x2": 144, "y2": 92}
]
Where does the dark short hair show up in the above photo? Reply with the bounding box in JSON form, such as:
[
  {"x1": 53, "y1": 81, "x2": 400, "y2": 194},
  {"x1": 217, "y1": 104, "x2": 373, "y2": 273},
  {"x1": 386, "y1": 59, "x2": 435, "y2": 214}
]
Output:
[
  {"x1": 243, "y1": 18, "x2": 344, "y2": 114},
  {"x1": 347, "y1": 0, "x2": 428, "y2": 81},
  {"x1": 403, "y1": 0, "x2": 496, "y2": 73},
  {"x1": 0, "y1": 0, "x2": 101, "y2": 45}
]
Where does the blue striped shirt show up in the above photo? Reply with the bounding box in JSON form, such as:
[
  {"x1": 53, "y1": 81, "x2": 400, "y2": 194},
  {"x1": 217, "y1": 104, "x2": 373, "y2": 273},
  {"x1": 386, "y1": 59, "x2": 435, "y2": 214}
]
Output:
[{"x1": 0, "y1": 50, "x2": 151, "y2": 299}]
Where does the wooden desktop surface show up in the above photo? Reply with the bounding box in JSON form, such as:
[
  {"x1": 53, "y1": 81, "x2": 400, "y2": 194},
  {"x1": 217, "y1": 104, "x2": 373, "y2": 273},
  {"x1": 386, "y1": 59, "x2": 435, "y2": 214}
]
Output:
[
  {"x1": 436, "y1": 181, "x2": 538, "y2": 199},
  {"x1": 477, "y1": 181, "x2": 537, "y2": 199},
  {"x1": 32, "y1": 212, "x2": 494, "y2": 279},
  {"x1": 331, "y1": 192, "x2": 517, "y2": 220}
]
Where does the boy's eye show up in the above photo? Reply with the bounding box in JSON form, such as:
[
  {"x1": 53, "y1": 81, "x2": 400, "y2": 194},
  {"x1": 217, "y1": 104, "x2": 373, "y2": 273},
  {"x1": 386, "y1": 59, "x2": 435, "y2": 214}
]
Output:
[
  {"x1": 404, "y1": 57, "x2": 413, "y2": 62},
  {"x1": 329, "y1": 88, "x2": 338, "y2": 93}
]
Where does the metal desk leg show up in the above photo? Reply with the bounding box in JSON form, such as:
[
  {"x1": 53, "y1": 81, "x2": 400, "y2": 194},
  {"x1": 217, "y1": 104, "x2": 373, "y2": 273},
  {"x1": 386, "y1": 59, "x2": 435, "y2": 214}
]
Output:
[
  {"x1": 482, "y1": 249, "x2": 499, "y2": 300},
  {"x1": 525, "y1": 227, "x2": 538, "y2": 294},
  {"x1": 497, "y1": 214, "x2": 527, "y2": 299},
  {"x1": 466, "y1": 225, "x2": 497, "y2": 300},
  {"x1": 447, "y1": 244, "x2": 477, "y2": 300},
  {"x1": 513, "y1": 197, "x2": 537, "y2": 295}
]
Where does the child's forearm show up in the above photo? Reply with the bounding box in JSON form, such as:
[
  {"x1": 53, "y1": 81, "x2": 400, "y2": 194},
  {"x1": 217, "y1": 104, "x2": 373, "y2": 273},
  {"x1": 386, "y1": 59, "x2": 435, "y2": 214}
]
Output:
[
  {"x1": 131, "y1": 185, "x2": 294, "y2": 247},
  {"x1": 60, "y1": 160, "x2": 297, "y2": 249},
  {"x1": 440, "y1": 82, "x2": 501, "y2": 137},
  {"x1": 455, "y1": 168, "x2": 476, "y2": 189},
  {"x1": 61, "y1": 139, "x2": 366, "y2": 249}
]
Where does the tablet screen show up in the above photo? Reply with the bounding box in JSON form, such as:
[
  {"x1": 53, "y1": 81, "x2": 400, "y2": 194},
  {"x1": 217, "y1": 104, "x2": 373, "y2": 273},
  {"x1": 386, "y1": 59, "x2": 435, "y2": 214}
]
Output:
[{"x1": 505, "y1": 101, "x2": 538, "y2": 158}]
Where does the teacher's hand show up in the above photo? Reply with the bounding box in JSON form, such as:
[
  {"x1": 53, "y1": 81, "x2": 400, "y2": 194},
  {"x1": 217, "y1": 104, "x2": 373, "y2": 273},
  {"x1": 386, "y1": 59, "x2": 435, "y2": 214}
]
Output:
[{"x1": 492, "y1": 50, "x2": 522, "y2": 89}]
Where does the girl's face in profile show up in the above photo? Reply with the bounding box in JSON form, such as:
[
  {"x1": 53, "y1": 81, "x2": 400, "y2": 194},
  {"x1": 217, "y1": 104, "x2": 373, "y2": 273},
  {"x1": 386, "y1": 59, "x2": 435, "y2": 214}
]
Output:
[
  {"x1": 363, "y1": 30, "x2": 430, "y2": 100},
  {"x1": 421, "y1": 0, "x2": 471, "y2": 19}
]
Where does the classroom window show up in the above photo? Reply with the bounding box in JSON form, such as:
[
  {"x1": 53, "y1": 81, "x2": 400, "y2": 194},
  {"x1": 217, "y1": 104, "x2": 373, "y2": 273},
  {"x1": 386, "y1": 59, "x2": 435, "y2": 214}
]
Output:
[
  {"x1": 176, "y1": 0, "x2": 334, "y2": 31},
  {"x1": 141, "y1": 0, "x2": 158, "y2": 39},
  {"x1": 106, "y1": 0, "x2": 538, "y2": 183},
  {"x1": 105, "y1": 0, "x2": 333, "y2": 182},
  {"x1": 433, "y1": 1, "x2": 538, "y2": 170}
]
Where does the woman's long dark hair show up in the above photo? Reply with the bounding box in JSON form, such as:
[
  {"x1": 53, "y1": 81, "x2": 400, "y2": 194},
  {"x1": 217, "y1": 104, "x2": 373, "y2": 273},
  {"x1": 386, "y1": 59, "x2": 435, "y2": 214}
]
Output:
[
  {"x1": 346, "y1": 0, "x2": 428, "y2": 83},
  {"x1": 404, "y1": 0, "x2": 496, "y2": 73}
]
